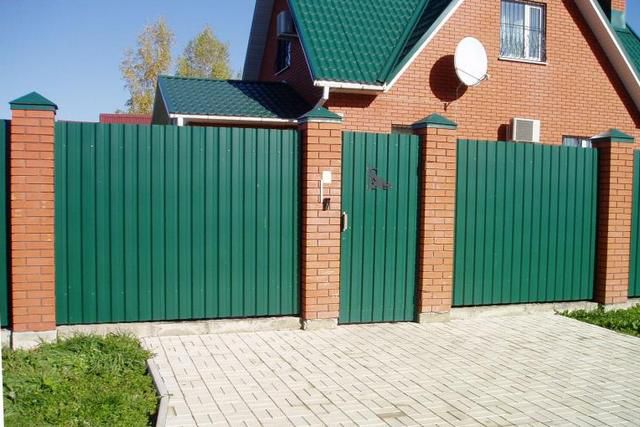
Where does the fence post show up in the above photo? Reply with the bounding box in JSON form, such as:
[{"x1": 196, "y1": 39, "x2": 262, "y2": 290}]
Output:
[
  {"x1": 592, "y1": 129, "x2": 635, "y2": 306},
  {"x1": 298, "y1": 108, "x2": 343, "y2": 329},
  {"x1": 413, "y1": 114, "x2": 457, "y2": 322},
  {"x1": 9, "y1": 92, "x2": 57, "y2": 348}
]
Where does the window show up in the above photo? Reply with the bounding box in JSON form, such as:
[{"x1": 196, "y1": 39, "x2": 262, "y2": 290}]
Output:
[
  {"x1": 563, "y1": 136, "x2": 592, "y2": 148},
  {"x1": 500, "y1": 0, "x2": 546, "y2": 62},
  {"x1": 275, "y1": 39, "x2": 291, "y2": 73},
  {"x1": 391, "y1": 124, "x2": 413, "y2": 135}
]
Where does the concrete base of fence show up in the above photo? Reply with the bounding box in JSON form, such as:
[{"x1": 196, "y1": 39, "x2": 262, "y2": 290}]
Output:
[
  {"x1": 57, "y1": 316, "x2": 302, "y2": 339},
  {"x1": 449, "y1": 301, "x2": 600, "y2": 320},
  {"x1": 418, "y1": 312, "x2": 451, "y2": 323},
  {"x1": 602, "y1": 298, "x2": 640, "y2": 312},
  {"x1": 1, "y1": 329, "x2": 11, "y2": 348},
  {"x1": 12, "y1": 330, "x2": 57, "y2": 350},
  {"x1": 302, "y1": 318, "x2": 338, "y2": 331}
]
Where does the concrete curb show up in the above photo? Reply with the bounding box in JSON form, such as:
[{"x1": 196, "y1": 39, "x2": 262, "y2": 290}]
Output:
[{"x1": 147, "y1": 359, "x2": 169, "y2": 427}]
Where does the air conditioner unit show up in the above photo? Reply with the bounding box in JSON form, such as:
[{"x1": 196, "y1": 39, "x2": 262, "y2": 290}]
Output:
[
  {"x1": 277, "y1": 11, "x2": 297, "y2": 38},
  {"x1": 510, "y1": 118, "x2": 541, "y2": 143}
]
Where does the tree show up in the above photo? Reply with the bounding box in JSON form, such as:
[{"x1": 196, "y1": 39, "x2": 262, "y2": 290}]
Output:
[
  {"x1": 176, "y1": 26, "x2": 232, "y2": 79},
  {"x1": 121, "y1": 18, "x2": 174, "y2": 114}
]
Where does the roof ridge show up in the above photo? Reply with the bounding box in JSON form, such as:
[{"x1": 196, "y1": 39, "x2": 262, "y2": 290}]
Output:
[
  {"x1": 377, "y1": 0, "x2": 429, "y2": 82},
  {"x1": 158, "y1": 75, "x2": 291, "y2": 85}
]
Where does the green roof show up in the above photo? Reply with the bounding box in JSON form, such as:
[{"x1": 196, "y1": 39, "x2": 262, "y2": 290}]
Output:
[
  {"x1": 298, "y1": 106, "x2": 343, "y2": 123},
  {"x1": 288, "y1": 0, "x2": 455, "y2": 85},
  {"x1": 591, "y1": 128, "x2": 635, "y2": 143},
  {"x1": 616, "y1": 25, "x2": 640, "y2": 78},
  {"x1": 157, "y1": 75, "x2": 311, "y2": 120},
  {"x1": 412, "y1": 113, "x2": 457, "y2": 130},
  {"x1": 9, "y1": 91, "x2": 57, "y2": 111}
]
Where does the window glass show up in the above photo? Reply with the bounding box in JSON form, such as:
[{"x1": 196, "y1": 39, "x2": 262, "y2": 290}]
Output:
[{"x1": 501, "y1": 1, "x2": 546, "y2": 61}]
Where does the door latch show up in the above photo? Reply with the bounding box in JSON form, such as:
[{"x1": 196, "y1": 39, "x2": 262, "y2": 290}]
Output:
[{"x1": 341, "y1": 212, "x2": 348, "y2": 232}]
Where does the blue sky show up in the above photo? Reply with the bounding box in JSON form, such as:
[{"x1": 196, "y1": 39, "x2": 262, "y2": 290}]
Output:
[{"x1": 0, "y1": 1, "x2": 639, "y2": 121}]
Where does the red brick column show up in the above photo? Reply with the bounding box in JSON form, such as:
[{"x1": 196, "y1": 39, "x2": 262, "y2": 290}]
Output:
[
  {"x1": 592, "y1": 130, "x2": 635, "y2": 306},
  {"x1": 9, "y1": 92, "x2": 57, "y2": 347},
  {"x1": 413, "y1": 114, "x2": 457, "y2": 321},
  {"x1": 298, "y1": 109, "x2": 343, "y2": 329}
]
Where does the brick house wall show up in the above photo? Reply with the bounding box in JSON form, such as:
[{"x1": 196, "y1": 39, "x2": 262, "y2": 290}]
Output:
[
  {"x1": 258, "y1": 0, "x2": 322, "y2": 105},
  {"x1": 261, "y1": 0, "x2": 639, "y2": 143}
]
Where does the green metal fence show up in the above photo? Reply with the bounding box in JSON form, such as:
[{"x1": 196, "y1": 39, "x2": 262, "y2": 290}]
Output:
[
  {"x1": 55, "y1": 122, "x2": 300, "y2": 325},
  {"x1": 629, "y1": 150, "x2": 640, "y2": 297},
  {"x1": 454, "y1": 140, "x2": 598, "y2": 306},
  {"x1": 340, "y1": 132, "x2": 420, "y2": 324},
  {"x1": 0, "y1": 120, "x2": 9, "y2": 326}
]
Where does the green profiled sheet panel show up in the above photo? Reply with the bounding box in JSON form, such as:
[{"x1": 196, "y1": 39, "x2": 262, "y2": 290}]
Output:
[
  {"x1": 340, "y1": 132, "x2": 419, "y2": 324},
  {"x1": 454, "y1": 140, "x2": 598, "y2": 306},
  {"x1": 629, "y1": 150, "x2": 640, "y2": 297},
  {"x1": 55, "y1": 122, "x2": 299, "y2": 325},
  {"x1": 0, "y1": 121, "x2": 9, "y2": 326}
]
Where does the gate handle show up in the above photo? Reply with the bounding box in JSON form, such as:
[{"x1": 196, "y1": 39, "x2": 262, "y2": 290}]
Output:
[{"x1": 341, "y1": 212, "x2": 348, "y2": 232}]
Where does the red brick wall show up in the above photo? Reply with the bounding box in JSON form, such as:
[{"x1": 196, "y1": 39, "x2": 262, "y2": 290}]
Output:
[
  {"x1": 258, "y1": 0, "x2": 322, "y2": 105},
  {"x1": 593, "y1": 141, "x2": 635, "y2": 304},
  {"x1": 416, "y1": 126, "x2": 457, "y2": 313},
  {"x1": 323, "y1": 0, "x2": 639, "y2": 144},
  {"x1": 10, "y1": 109, "x2": 56, "y2": 332},
  {"x1": 612, "y1": 0, "x2": 626, "y2": 12},
  {"x1": 299, "y1": 121, "x2": 342, "y2": 322}
]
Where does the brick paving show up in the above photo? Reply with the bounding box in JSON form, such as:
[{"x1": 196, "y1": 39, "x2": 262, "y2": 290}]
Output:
[{"x1": 143, "y1": 314, "x2": 640, "y2": 426}]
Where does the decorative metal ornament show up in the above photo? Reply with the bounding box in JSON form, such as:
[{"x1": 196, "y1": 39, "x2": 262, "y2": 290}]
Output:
[{"x1": 368, "y1": 167, "x2": 392, "y2": 190}]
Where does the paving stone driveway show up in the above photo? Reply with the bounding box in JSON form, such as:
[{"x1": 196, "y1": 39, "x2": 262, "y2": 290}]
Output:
[{"x1": 143, "y1": 314, "x2": 640, "y2": 426}]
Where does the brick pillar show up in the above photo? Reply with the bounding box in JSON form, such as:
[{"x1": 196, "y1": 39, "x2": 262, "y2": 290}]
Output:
[
  {"x1": 9, "y1": 92, "x2": 57, "y2": 348},
  {"x1": 298, "y1": 108, "x2": 343, "y2": 330},
  {"x1": 592, "y1": 129, "x2": 635, "y2": 306},
  {"x1": 412, "y1": 114, "x2": 457, "y2": 322}
]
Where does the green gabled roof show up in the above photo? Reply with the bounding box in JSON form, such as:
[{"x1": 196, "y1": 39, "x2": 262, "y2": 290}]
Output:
[
  {"x1": 288, "y1": 0, "x2": 456, "y2": 85},
  {"x1": 9, "y1": 91, "x2": 57, "y2": 111},
  {"x1": 615, "y1": 25, "x2": 640, "y2": 78},
  {"x1": 157, "y1": 75, "x2": 311, "y2": 120}
]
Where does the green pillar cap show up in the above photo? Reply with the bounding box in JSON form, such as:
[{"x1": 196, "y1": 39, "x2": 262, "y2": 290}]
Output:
[
  {"x1": 298, "y1": 106, "x2": 343, "y2": 124},
  {"x1": 412, "y1": 113, "x2": 457, "y2": 130},
  {"x1": 9, "y1": 91, "x2": 58, "y2": 111},
  {"x1": 590, "y1": 128, "x2": 634, "y2": 144}
]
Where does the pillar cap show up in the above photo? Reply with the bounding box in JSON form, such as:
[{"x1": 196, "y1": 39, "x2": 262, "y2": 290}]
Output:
[
  {"x1": 9, "y1": 92, "x2": 58, "y2": 112},
  {"x1": 590, "y1": 128, "x2": 634, "y2": 144},
  {"x1": 412, "y1": 113, "x2": 457, "y2": 130},
  {"x1": 298, "y1": 106, "x2": 343, "y2": 124}
]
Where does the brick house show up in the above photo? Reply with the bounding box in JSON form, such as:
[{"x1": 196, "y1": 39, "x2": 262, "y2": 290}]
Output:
[
  {"x1": 150, "y1": 0, "x2": 640, "y2": 325},
  {"x1": 7, "y1": 0, "x2": 640, "y2": 347}
]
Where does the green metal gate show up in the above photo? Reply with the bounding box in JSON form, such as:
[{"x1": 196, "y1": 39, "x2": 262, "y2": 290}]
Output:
[
  {"x1": 454, "y1": 140, "x2": 598, "y2": 306},
  {"x1": 340, "y1": 132, "x2": 420, "y2": 324},
  {"x1": 0, "y1": 120, "x2": 9, "y2": 326},
  {"x1": 629, "y1": 150, "x2": 640, "y2": 297},
  {"x1": 55, "y1": 122, "x2": 300, "y2": 325}
]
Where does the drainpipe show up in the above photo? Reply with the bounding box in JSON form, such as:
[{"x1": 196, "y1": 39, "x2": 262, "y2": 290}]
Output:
[{"x1": 315, "y1": 85, "x2": 330, "y2": 108}]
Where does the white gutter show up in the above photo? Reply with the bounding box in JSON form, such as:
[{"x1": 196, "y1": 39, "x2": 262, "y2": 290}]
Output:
[
  {"x1": 314, "y1": 80, "x2": 385, "y2": 93},
  {"x1": 169, "y1": 113, "x2": 298, "y2": 126},
  {"x1": 574, "y1": 0, "x2": 640, "y2": 113}
]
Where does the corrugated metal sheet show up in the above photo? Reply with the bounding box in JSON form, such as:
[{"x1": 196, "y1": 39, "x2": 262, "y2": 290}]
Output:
[
  {"x1": 629, "y1": 150, "x2": 640, "y2": 297},
  {"x1": 55, "y1": 122, "x2": 300, "y2": 325},
  {"x1": 0, "y1": 120, "x2": 9, "y2": 327},
  {"x1": 454, "y1": 140, "x2": 598, "y2": 306},
  {"x1": 340, "y1": 132, "x2": 419, "y2": 324}
]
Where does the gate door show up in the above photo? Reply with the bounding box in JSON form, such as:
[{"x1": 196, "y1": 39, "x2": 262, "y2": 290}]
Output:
[{"x1": 340, "y1": 132, "x2": 420, "y2": 324}]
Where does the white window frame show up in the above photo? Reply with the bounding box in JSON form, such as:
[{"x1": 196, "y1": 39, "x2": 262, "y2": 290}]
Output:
[
  {"x1": 562, "y1": 135, "x2": 592, "y2": 149},
  {"x1": 501, "y1": 0, "x2": 546, "y2": 62}
]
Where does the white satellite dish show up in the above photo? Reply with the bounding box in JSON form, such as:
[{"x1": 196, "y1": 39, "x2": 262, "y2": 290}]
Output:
[{"x1": 454, "y1": 37, "x2": 488, "y2": 87}]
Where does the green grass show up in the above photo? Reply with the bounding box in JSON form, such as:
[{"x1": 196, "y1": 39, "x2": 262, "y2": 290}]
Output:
[
  {"x1": 562, "y1": 305, "x2": 640, "y2": 337},
  {"x1": 3, "y1": 334, "x2": 158, "y2": 427}
]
